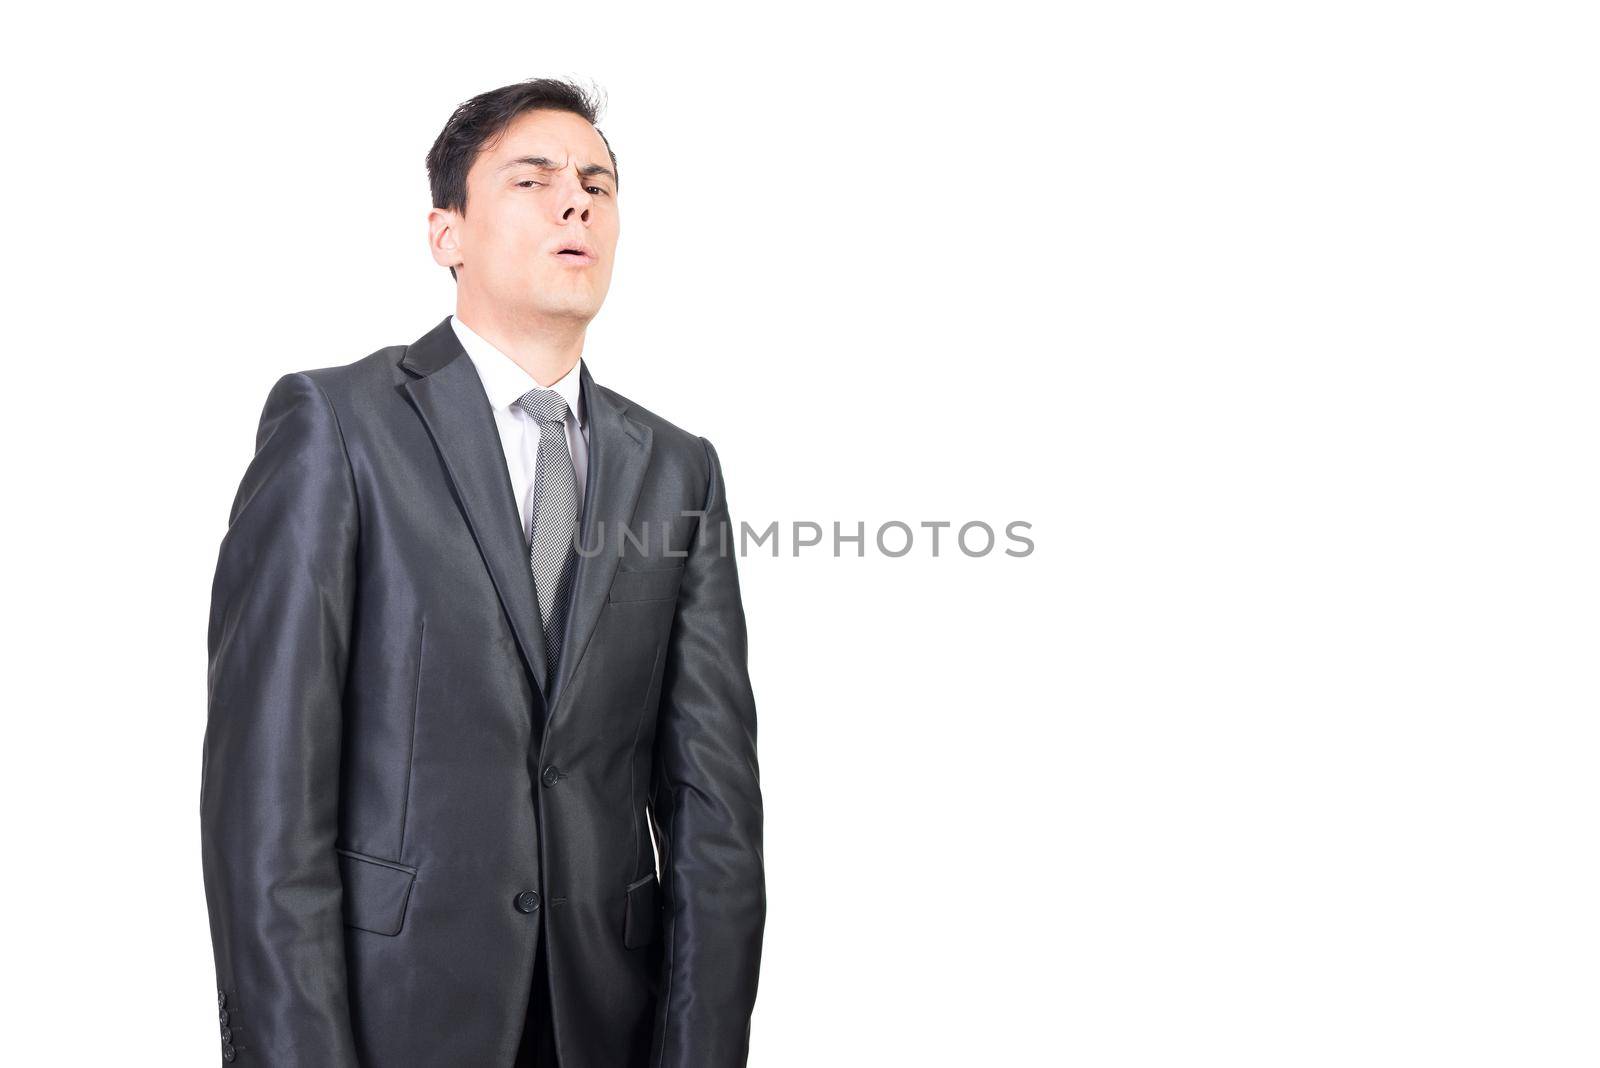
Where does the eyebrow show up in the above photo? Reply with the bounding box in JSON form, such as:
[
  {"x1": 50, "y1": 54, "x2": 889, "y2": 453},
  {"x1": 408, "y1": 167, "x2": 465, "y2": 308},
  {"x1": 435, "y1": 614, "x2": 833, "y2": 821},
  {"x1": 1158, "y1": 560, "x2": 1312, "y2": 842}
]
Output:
[{"x1": 496, "y1": 155, "x2": 616, "y2": 184}]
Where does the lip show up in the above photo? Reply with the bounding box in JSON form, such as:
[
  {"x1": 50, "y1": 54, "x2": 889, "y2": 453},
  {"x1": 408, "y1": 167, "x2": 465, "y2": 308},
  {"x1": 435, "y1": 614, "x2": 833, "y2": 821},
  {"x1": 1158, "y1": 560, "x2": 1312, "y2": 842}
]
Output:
[{"x1": 551, "y1": 242, "x2": 597, "y2": 265}]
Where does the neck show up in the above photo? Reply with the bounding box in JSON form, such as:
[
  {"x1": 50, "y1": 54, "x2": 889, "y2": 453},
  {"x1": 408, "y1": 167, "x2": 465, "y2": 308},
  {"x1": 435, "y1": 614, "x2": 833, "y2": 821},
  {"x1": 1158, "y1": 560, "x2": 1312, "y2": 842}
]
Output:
[{"x1": 454, "y1": 300, "x2": 586, "y2": 387}]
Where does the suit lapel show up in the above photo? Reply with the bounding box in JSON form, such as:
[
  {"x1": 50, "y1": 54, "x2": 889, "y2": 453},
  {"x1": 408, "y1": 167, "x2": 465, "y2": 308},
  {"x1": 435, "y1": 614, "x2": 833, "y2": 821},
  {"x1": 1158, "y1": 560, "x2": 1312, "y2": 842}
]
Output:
[
  {"x1": 400, "y1": 316, "x2": 551, "y2": 700},
  {"x1": 398, "y1": 316, "x2": 654, "y2": 737},
  {"x1": 548, "y1": 359, "x2": 653, "y2": 719}
]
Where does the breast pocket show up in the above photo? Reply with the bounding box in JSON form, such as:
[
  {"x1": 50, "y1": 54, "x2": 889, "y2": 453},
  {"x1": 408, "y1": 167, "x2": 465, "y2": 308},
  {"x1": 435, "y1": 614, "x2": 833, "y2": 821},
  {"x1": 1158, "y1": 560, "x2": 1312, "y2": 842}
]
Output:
[{"x1": 607, "y1": 563, "x2": 685, "y2": 605}]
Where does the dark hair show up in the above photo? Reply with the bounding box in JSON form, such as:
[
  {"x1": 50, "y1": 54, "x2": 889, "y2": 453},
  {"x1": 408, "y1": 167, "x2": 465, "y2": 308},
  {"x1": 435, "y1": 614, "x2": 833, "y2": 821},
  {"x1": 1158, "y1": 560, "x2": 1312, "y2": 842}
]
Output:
[{"x1": 425, "y1": 77, "x2": 618, "y2": 280}]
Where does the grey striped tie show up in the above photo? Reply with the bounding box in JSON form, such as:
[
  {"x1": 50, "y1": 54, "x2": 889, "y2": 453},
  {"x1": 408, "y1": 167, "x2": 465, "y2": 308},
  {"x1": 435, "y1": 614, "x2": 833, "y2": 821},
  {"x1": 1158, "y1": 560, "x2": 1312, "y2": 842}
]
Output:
[{"x1": 515, "y1": 388, "x2": 579, "y2": 677}]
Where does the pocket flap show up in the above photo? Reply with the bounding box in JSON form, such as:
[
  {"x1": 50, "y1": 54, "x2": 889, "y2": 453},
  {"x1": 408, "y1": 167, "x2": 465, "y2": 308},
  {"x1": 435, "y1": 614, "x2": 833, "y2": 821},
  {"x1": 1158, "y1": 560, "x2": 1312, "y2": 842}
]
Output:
[
  {"x1": 623, "y1": 871, "x2": 661, "y2": 949},
  {"x1": 608, "y1": 564, "x2": 685, "y2": 604},
  {"x1": 337, "y1": 847, "x2": 417, "y2": 937}
]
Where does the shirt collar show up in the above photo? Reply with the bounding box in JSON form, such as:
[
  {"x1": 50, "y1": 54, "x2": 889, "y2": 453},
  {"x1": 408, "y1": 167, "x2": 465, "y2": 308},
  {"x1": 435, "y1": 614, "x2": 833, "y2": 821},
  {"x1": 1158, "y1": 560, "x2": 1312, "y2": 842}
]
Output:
[{"x1": 450, "y1": 314, "x2": 586, "y2": 429}]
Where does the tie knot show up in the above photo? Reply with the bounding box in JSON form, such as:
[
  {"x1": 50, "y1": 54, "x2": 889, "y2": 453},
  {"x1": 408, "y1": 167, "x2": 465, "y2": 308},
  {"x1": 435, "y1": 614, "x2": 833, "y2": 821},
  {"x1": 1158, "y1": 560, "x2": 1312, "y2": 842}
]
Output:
[{"x1": 515, "y1": 388, "x2": 570, "y2": 427}]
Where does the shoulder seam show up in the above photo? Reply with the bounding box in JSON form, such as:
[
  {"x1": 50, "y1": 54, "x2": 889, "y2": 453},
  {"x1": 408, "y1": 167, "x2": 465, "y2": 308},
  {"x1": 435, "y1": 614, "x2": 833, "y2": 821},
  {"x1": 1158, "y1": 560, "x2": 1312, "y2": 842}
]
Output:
[
  {"x1": 295, "y1": 371, "x2": 363, "y2": 538},
  {"x1": 697, "y1": 435, "x2": 715, "y2": 511}
]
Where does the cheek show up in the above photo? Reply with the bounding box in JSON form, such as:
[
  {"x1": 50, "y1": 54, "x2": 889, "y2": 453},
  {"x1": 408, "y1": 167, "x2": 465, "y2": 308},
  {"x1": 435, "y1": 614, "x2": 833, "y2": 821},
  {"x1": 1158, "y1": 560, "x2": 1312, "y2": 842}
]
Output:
[{"x1": 484, "y1": 226, "x2": 548, "y2": 278}]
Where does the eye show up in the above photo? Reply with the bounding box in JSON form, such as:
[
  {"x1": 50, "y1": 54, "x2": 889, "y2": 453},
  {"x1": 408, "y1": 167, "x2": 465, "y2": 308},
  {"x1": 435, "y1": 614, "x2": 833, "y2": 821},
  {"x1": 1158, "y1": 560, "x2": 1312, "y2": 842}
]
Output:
[
  {"x1": 516, "y1": 180, "x2": 543, "y2": 188},
  {"x1": 586, "y1": 186, "x2": 610, "y2": 197}
]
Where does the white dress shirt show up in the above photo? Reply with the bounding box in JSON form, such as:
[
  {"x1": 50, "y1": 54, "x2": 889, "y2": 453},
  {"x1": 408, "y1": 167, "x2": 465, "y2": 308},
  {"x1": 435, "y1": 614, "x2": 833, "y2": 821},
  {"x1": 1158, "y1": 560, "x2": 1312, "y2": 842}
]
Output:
[{"x1": 450, "y1": 314, "x2": 591, "y2": 543}]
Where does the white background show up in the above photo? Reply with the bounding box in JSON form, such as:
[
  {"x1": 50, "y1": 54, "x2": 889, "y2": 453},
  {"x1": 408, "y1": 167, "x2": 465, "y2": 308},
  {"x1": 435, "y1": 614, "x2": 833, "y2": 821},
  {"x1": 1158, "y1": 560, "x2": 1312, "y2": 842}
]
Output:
[{"x1": 2, "y1": 2, "x2": 1596, "y2": 1065}]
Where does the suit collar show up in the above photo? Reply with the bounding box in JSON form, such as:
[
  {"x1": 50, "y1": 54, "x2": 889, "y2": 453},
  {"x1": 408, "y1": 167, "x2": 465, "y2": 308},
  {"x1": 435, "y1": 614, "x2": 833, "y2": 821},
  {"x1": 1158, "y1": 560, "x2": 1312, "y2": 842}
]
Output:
[
  {"x1": 399, "y1": 314, "x2": 467, "y2": 377},
  {"x1": 447, "y1": 314, "x2": 587, "y2": 430},
  {"x1": 399, "y1": 315, "x2": 652, "y2": 731}
]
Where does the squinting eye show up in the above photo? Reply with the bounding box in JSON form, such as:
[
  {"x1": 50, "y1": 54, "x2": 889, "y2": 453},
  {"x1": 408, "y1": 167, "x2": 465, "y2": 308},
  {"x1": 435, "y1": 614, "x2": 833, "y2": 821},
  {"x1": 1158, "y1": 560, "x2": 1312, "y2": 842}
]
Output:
[{"x1": 516, "y1": 180, "x2": 542, "y2": 188}]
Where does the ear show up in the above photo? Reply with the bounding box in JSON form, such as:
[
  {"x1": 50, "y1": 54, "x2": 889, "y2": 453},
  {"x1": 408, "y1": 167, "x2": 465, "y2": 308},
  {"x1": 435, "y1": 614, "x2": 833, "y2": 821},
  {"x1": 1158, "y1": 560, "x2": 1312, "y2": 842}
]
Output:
[{"x1": 427, "y1": 208, "x2": 463, "y2": 271}]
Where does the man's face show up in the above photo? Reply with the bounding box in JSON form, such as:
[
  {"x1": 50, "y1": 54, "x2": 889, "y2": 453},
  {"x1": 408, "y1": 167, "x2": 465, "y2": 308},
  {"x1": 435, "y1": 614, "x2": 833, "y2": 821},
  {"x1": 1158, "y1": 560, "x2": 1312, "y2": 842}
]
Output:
[{"x1": 439, "y1": 108, "x2": 619, "y2": 324}]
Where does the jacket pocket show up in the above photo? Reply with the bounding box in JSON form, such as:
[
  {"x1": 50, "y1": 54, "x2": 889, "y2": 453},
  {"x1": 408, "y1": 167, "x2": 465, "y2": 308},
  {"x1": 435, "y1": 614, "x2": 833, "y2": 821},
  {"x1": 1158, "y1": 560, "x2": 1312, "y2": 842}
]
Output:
[
  {"x1": 623, "y1": 870, "x2": 661, "y2": 949},
  {"x1": 336, "y1": 847, "x2": 418, "y2": 937},
  {"x1": 608, "y1": 563, "x2": 685, "y2": 605}
]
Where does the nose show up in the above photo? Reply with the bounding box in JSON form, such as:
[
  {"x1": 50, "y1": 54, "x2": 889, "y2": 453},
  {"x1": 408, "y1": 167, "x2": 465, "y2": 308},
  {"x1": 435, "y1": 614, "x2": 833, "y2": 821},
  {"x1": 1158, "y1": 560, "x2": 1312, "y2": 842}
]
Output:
[{"x1": 556, "y1": 168, "x2": 594, "y2": 221}]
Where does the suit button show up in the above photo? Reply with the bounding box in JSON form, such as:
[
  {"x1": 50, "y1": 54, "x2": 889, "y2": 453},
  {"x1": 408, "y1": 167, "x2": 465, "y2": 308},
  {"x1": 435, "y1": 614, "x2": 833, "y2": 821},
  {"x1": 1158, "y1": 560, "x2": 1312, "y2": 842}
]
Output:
[
  {"x1": 515, "y1": 890, "x2": 541, "y2": 913},
  {"x1": 223, "y1": 1042, "x2": 236, "y2": 1061},
  {"x1": 217, "y1": 990, "x2": 226, "y2": 1009},
  {"x1": 541, "y1": 765, "x2": 561, "y2": 787},
  {"x1": 218, "y1": 1007, "x2": 229, "y2": 1025}
]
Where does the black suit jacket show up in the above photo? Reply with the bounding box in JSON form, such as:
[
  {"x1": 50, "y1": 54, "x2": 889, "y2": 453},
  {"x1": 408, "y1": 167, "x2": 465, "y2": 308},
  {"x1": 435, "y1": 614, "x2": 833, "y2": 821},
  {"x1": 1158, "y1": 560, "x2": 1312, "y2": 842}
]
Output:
[{"x1": 200, "y1": 315, "x2": 766, "y2": 1066}]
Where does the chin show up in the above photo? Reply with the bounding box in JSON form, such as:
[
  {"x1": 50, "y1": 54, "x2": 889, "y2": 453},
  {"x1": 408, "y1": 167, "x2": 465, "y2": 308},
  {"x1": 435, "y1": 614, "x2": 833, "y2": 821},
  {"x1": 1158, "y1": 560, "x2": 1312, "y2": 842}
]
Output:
[{"x1": 531, "y1": 296, "x2": 602, "y2": 322}]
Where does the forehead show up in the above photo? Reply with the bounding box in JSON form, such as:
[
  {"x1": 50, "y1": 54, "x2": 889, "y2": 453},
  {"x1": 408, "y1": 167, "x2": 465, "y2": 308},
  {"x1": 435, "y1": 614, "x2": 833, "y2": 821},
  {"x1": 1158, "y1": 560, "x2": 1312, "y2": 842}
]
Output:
[{"x1": 473, "y1": 109, "x2": 610, "y2": 178}]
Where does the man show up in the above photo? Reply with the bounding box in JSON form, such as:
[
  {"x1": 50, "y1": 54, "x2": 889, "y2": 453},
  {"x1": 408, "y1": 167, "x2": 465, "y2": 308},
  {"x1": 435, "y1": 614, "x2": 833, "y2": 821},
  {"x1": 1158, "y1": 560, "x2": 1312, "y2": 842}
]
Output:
[{"x1": 199, "y1": 78, "x2": 766, "y2": 1067}]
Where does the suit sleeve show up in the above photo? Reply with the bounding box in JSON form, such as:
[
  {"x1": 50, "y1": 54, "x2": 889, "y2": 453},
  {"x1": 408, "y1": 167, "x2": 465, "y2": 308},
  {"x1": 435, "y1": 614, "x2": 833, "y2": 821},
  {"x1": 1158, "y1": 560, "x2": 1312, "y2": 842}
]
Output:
[
  {"x1": 647, "y1": 436, "x2": 768, "y2": 1068},
  {"x1": 200, "y1": 371, "x2": 361, "y2": 1065}
]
